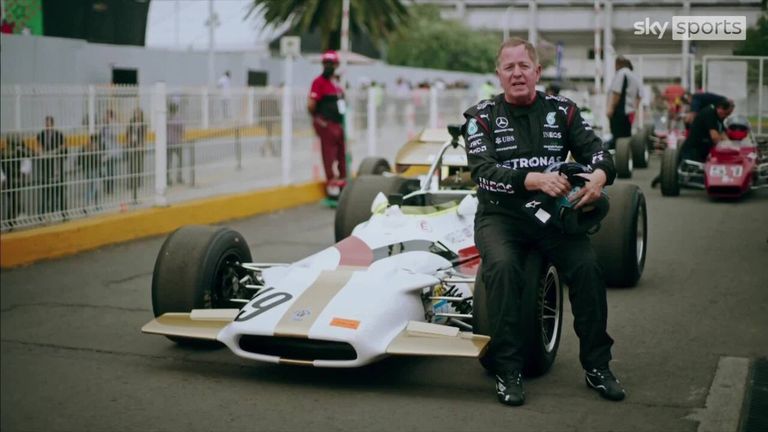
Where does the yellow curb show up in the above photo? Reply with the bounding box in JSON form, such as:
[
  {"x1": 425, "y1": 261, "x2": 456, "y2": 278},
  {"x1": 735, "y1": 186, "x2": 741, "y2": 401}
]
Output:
[{"x1": 0, "y1": 181, "x2": 327, "y2": 268}]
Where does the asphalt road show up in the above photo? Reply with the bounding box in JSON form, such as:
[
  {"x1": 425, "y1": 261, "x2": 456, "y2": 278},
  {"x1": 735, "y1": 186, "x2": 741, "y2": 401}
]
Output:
[{"x1": 2, "y1": 157, "x2": 767, "y2": 432}]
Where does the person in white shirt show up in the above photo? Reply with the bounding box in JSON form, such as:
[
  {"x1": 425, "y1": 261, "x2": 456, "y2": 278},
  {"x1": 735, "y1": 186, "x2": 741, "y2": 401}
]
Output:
[
  {"x1": 217, "y1": 70, "x2": 232, "y2": 119},
  {"x1": 606, "y1": 57, "x2": 643, "y2": 148}
]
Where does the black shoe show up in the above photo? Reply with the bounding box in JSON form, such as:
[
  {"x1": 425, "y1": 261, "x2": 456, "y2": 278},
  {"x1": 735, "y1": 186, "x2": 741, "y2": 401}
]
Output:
[
  {"x1": 496, "y1": 370, "x2": 525, "y2": 406},
  {"x1": 585, "y1": 367, "x2": 626, "y2": 401}
]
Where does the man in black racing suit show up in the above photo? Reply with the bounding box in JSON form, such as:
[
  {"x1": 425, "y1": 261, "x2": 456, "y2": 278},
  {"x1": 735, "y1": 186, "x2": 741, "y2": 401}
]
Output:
[{"x1": 464, "y1": 37, "x2": 625, "y2": 406}]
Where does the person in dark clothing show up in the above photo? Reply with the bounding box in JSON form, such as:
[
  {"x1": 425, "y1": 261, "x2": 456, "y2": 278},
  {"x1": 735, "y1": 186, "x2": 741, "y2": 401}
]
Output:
[
  {"x1": 126, "y1": 108, "x2": 147, "y2": 201},
  {"x1": 78, "y1": 133, "x2": 103, "y2": 212},
  {"x1": 463, "y1": 37, "x2": 624, "y2": 407},
  {"x1": 308, "y1": 50, "x2": 347, "y2": 191},
  {"x1": 36, "y1": 116, "x2": 67, "y2": 219},
  {"x1": 651, "y1": 99, "x2": 733, "y2": 188},
  {"x1": 1, "y1": 134, "x2": 32, "y2": 229},
  {"x1": 685, "y1": 91, "x2": 727, "y2": 128},
  {"x1": 679, "y1": 99, "x2": 734, "y2": 162}
]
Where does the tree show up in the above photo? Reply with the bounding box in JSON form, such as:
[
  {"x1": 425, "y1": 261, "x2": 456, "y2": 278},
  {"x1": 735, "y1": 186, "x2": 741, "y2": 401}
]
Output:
[
  {"x1": 386, "y1": 6, "x2": 499, "y2": 73},
  {"x1": 734, "y1": 11, "x2": 768, "y2": 56},
  {"x1": 248, "y1": 0, "x2": 410, "y2": 51}
]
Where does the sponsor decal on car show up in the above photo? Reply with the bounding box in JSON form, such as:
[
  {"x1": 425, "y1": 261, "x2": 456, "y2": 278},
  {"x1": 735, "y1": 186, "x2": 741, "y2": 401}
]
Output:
[
  {"x1": 330, "y1": 317, "x2": 360, "y2": 330},
  {"x1": 292, "y1": 309, "x2": 312, "y2": 321}
]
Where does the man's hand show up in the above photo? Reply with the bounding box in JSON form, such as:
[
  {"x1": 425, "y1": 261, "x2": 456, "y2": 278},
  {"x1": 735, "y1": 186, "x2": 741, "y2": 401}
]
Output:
[
  {"x1": 569, "y1": 169, "x2": 607, "y2": 209},
  {"x1": 525, "y1": 172, "x2": 572, "y2": 197}
]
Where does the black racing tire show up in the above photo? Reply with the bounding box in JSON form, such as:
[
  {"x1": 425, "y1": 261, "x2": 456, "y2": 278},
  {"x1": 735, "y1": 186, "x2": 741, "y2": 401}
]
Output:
[
  {"x1": 590, "y1": 184, "x2": 647, "y2": 288},
  {"x1": 473, "y1": 254, "x2": 563, "y2": 378},
  {"x1": 152, "y1": 225, "x2": 252, "y2": 345},
  {"x1": 630, "y1": 133, "x2": 649, "y2": 168},
  {"x1": 614, "y1": 137, "x2": 633, "y2": 178},
  {"x1": 520, "y1": 255, "x2": 563, "y2": 377},
  {"x1": 660, "y1": 148, "x2": 680, "y2": 196},
  {"x1": 356, "y1": 157, "x2": 391, "y2": 176},
  {"x1": 334, "y1": 175, "x2": 411, "y2": 242}
]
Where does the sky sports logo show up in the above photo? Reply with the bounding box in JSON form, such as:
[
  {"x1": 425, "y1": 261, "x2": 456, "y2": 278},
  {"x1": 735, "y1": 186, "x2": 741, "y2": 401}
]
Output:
[{"x1": 633, "y1": 16, "x2": 746, "y2": 40}]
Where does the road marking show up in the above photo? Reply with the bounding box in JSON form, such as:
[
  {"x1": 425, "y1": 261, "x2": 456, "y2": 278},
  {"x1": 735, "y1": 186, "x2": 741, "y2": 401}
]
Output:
[{"x1": 686, "y1": 356, "x2": 750, "y2": 432}]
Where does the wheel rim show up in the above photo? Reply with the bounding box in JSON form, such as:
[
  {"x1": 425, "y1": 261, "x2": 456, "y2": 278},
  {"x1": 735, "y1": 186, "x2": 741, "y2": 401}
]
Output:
[
  {"x1": 208, "y1": 252, "x2": 248, "y2": 308},
  {"x1": 541, "y1": 265, "x2": 561, "y2": 353}
]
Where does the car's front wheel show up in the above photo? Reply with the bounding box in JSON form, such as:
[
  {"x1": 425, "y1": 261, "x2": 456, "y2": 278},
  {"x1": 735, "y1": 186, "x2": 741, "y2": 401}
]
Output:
[
  {"x1": 151, "y1": 225, "x2": 252, "y2": 345},
  {"x1": 660, "y1": 148, "x2": 680, "y2": 196}
]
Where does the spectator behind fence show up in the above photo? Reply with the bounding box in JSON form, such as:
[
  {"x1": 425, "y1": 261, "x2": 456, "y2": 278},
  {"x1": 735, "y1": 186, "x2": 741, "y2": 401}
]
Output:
[
  {"x1": 78, "y1": 133, "x2": 103, "y2": 212},
  {"x1": 100, "y1": 109, "x2": 121, "y2": 194},
  {"x1": 1, "y1": 134, "x2": 32, "y2": 229},
  {"x1": 126, "y1": 108, "x2": 147, "y2": 202},
  {"x1": 36, "y1": 116, "x2": 68, "y2": 220},
  {"x1": 217, "y1": 70, "x2": 232, "y2": 120},
  {"x1": 167, "y1": 102, "x2": 185, "y2": 185}
]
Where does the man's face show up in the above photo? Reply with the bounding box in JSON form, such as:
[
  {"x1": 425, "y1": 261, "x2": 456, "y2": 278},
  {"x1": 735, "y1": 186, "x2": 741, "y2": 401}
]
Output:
[
  {"x1": 496, "y1": 45, "x2": 541, "y2": 105},
  {"x1": 322, "y1": 61, "x2": 337, "y2": 73},
  {"x1": 717, "y1": 106, "x2": 734, "y2": 120}
]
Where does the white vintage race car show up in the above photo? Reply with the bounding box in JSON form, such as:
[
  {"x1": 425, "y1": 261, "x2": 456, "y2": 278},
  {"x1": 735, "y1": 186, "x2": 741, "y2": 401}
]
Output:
[{"x1": 143, "y1": 126, "x2": 646, "y2": 376}]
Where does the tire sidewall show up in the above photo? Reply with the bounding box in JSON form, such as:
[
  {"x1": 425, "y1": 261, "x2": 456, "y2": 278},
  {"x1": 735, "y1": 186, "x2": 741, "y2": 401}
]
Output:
[
  {"x1": 591, "y1": 184, "x2": 646, "y2": 287},
  {"x1": 661, "y1": 148, "x2": 680, "y2": 196},
  {"x1": 357, "y1": 157, "x2": 391, "y2": 176},
  {"x1": 152, "y1": 226, "x2": 252, "y2": 317},
  {"x1": 521, "y1": 253, "x2": 562, "y2": 377},
  {"x1": 615, "y1": 138, "x2": 633, "y2": 178}
]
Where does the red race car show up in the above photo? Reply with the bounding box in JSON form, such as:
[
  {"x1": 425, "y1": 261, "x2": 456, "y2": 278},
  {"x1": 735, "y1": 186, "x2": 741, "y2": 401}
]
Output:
[{"x1": 660, "y1": 117, "x2": 768, "y2": 198}]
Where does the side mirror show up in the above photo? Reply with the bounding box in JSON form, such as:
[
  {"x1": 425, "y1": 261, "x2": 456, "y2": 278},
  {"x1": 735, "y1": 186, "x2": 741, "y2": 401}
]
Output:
[
  {"x1": 447, "y1": 124, "x2": 462, "y2": 148},
  {"x1": 370, "y1": 192, "x2": 388, "y2": 214},
  {"x1": 457, "y1": 194, "x2": 478, "y2": 218}
]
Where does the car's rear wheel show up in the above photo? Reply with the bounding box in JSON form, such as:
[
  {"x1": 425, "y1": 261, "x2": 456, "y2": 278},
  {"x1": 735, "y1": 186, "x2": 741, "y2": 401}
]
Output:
[
  {"x1": 660, "y1": 148, "x2": 680, "y2": 196},
  {"x1": 334, "y1": 175, "x2": 412, "y2": 242},
  {"x1": 614, "y1": 137, "x2": 633, "y2": 178},
  {"x1": 591, "y1": 184, "x2": 647, "y2": 288},
  {"x1": 630, "y1": 133, "x2": 649, "y2": 168},
  {"x1": 152, "y1": 225, "x2": 252, "y2": 345},
  {"x1": 473, "y1": 253, "x2": 563, "y2": 377},
  {"x1": 357, "y1": 157, "x2": 391, "y2": 176}
]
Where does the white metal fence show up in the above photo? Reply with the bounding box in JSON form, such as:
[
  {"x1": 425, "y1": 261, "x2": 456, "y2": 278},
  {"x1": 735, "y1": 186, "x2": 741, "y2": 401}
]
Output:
[{"x1": 1, "y1": 84, "x2": 477, "y2": 232}]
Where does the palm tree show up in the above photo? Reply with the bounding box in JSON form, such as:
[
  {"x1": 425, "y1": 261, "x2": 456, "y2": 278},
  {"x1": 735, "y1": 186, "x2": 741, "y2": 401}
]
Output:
[{"x1": 247, "y1": 0, "x2": 410, "y2": 51}]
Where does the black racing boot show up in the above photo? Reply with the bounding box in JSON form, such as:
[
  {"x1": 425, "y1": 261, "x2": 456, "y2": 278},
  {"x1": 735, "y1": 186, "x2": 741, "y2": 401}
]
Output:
[
  {"x1": 496, "y1": 370, "x2": 525, "y2": 406},
  {"x1": 585, "y1": 367, "x2": 626, "y2": 401}
]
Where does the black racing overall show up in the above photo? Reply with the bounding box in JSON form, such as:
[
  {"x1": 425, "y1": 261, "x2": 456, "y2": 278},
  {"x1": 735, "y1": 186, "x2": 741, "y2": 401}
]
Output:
[{"x1": 462, "y1": 92, "x2": 617, "y2": 374}]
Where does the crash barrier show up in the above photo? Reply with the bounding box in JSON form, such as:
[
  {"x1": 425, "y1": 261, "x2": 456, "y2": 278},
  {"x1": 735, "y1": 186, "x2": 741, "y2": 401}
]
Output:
[
  {"x1": 1, "y1": 84, "x2": 477, "y2": 232},
  {"x1": 0, "y1": 180, "x2": 326, "y2": 268}
]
